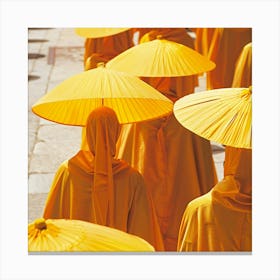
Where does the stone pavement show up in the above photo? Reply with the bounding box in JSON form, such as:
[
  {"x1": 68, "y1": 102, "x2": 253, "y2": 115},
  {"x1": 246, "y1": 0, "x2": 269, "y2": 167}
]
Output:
[{"x1": 28, "y1": 28, "x2": 225, "y2": 223}]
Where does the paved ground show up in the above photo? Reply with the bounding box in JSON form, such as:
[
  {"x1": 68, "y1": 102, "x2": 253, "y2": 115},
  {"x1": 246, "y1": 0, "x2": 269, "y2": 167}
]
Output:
[{"x1": 28, "y1": 28, "x2": 225, "y2": 223}]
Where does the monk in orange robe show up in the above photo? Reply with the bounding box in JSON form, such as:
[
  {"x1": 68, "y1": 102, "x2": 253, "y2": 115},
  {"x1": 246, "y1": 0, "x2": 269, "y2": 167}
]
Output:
[
  {"x1": 116, "y1": 29, "x2": 217, "y2": 251},
  {"x1": 84, "y1": 29, "x2": 134, "y2": 70},
  {"x1": 207, "y1": 28, "x2": 252, "y2": 89},
  {"x1": 177, "y1": 146, "x2": 252, "y2": 251},
  {"x1": 232, "y1": 42, "x2": 252, "y2": 88},
  {"x1": 43, "y1": 107, "x2": 164, "y2": 251}
]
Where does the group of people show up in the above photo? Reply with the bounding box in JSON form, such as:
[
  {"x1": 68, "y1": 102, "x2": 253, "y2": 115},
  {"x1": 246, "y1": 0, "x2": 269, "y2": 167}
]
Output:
[{"x1": 37, "y1": 28, "x2": 252, "y2": 252}]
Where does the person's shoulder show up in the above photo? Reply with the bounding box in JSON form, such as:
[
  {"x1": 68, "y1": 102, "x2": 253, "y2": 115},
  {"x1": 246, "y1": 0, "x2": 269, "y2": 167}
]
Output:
[
  {"x1": 120, "y1": 161, "x2": 145, "y2": 183},
  {"x1": 187, "y1": 191, "x2": 213, "y2": 213},
  {"x1": 56, "y1": 160, "x2": 69, "y2": 171}
]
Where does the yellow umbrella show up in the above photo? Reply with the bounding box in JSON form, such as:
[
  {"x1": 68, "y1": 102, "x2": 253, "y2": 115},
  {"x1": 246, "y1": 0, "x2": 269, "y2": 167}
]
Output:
[
  {"x1": 28, "y1": 218, "x2": 155, "y2": 252},
  {"x1": 75, "y1": 28, "x2": 130, "y2": 38},
  {"x1": 106, "y1": 37, "x2": 216, "y2": 77},
  {"x1": 32, "y1": 63, "x2": 173, "y2": 125},
  {"x1": 173, "y1": 87, "x2": 252, "y2": 149}
]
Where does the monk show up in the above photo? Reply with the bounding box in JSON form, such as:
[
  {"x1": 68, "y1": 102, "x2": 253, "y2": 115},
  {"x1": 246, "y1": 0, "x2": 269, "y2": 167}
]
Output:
[
  {"x1": 116, "y1": 28, "x2": 218, "y2": 251},
  {"x1": 207, "y1": 28, "x2": 252, "y2": 89},
  {"x1": 43, "y1": 107, "x2": 164, "y2": 251},
  {"x1": 84, "y1": 29, "x2": 134, "y2": 71},
  {"x1": 177, "y1": 147, "x2": 252, "y2": 251}
]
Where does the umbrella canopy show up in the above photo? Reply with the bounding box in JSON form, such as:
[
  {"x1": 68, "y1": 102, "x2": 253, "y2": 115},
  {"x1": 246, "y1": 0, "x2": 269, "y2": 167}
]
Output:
[
  {"x1": 106, "y1": 37, "x2": 216, "y2": 77},
  {"x1": 75, "y1": 28, "x2": 130, "y2": 38},
  {"x1": 28, "y1": 218, "x2": 155, "y2": 252},
  {"x1": 173, "y1": 87, "x2": 252, "y2": 149},
  {"x1": 32, "y1": 63, "x2": 173, "y2": 126}
]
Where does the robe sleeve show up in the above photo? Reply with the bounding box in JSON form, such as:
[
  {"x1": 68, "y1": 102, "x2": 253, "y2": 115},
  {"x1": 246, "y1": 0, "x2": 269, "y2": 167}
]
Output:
[
  {"x1": 127, "y1": 171, "x2": 165, "y2": 251},
  {"x1": 43, "y1": 161, "x2": 71, "y2": 219},
  {"x1": 177, "y1": 203, "x2": 198, "y2": 251}
]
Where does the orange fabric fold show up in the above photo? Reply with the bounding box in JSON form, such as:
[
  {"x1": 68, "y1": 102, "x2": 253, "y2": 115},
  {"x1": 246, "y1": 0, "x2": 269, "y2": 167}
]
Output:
[
  {"x1": 207, "y1": 28, "x2": 252, "y2": 89},
  {"x1": 43, "y1": 107, "x2": 164, "y2": 251},
  {"x1": 84, "y1": 29, "x2": 134, "y2": 70},
  {"x1": 85, "y1": 107, "x2": 120, "y2": 226},
  {"x1": 177, "y1": 147, "x2": 252, "y2": 252},
  {"x1": 194, "y1": 28, "x2": 215, "y2": 57},
  {"x1": 232, "y1": 42, "x2": 252, "y2": 88},
  {"x1": 116, "y1": 113, "x2": 217, "y2": 250}
]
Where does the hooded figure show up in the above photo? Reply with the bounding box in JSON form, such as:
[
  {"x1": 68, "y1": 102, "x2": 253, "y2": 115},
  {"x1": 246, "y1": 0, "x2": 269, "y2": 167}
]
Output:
[
  {"x1": 177, "y1": 147, "x2": 252, "y2": 252},
  {"x1": 43, "y1": 107, "x2": 164, "y2": 251},
  {"x1": 115, "y1": 28, "x2": 218, "y2": 251}
]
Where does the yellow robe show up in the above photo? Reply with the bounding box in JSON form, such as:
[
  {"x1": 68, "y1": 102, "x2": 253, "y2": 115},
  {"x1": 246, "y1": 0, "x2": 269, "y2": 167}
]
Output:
[
  {"x1": 43, "y1": 107, "x2": 164, "y2": 251},
  {"x1": 116, "y1": 113, "x2": 217, "y2": 251},
  {"x1": 84, "y1": 29, "x2": 134, "y2": 70},
  {"x1": 177, "y1": 147, "x2": 252, "y2": 252},
  {"x1": 207, "y1": 28, "x2": 252, "y2": 89},
  {"x1": 232, "y1": 42, "x2": 252, "y2": 88}
]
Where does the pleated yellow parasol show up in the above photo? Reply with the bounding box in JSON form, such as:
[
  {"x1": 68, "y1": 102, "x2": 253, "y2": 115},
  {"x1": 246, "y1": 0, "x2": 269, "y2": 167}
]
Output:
[
  {"x1": 75, "y1": 28, "x2": 130, "y2": 38},
  {"x1": 28, "y1": 218, "x2": 154, "y2": 252},
  {"x1": 173, "y1": 87, "x2": 252, "y2": 149},
  {"x1": 106, "y1": 37, "x2": 216, "y2": 77},
  {"x1": 32, "y1": 63, "x2": 173, "y2": 125}
]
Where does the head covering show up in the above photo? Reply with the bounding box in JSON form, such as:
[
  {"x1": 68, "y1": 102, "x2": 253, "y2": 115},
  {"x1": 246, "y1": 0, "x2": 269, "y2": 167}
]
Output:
[
  {"x1": 85, "y1": 53, "x2": 110, "y2": 71},
  {"x1": 85, "y1": 106, "x2": 121, "y2": 226},
  {"x1": 212, "y1": 146, "x2": 252, "y2": 212},
  {"x1": 232, "y1": 42, "x2": 252, "y2": 88},
  {"x1": 223, "y1": 146, "x2": 252, "y2": 194},
  {"x1": 140, "y1": 28, "x2": 194, "y2": 47}
]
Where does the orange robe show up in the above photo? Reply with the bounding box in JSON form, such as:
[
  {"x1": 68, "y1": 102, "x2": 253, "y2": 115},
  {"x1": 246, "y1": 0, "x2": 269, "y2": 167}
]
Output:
[
  {"x1": 139, "y1": 28, "x2": 198, "y2": 97},
  {"x1": 116, "y1": 113, "x2": 217, "y2": 251},
  {"x1": 207, "y1": 28, "x2": 252, "y2": 89},
  {"x1": 194, "y1": 28, "x2": 215, "y2": 57},
  {"x1": 116, "y1": 28, "x2": 217, "y2": 250},
  {"x1": 177, "y1": 147, "x2": 252, "y2": 251},
  {"x1": 84, "y1": 29, "x2": 134, "y2": 70},
  {"x1": 43, "y1": 107, "x2": 164, "y2": 251},
  {"x1": 232, "y1": 42, "x2": 252, "y2": 88}
]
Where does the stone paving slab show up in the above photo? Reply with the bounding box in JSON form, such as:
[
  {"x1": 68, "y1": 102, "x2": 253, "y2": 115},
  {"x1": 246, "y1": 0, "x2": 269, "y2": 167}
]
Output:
[{"x1": 28, "y1": 193, "x2": 48, "y2": 223}]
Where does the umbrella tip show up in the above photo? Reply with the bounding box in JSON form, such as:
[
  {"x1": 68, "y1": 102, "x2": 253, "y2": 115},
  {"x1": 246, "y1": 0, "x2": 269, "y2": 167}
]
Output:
[
  {"x1": 97, "y1": 62, "x2": 105, "y2": 68},
  {"x1": 34, "y1": 218, "x2": 47, "y2": 230}
]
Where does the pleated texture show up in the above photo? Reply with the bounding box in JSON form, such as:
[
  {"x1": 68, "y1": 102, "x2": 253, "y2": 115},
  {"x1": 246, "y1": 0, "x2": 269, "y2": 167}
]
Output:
[
  {"x1": 32, "y1": 66, "x2": 173, "y2": 125},
  {"x1": 28, "y1": 218, "x2": 154, "y2": 252},
  {"x1": 138, "y1": 28, "x2": 199, "y2": 98},
  {"x1": 107, "y1": 39, "x2": 216, "y2": 77},
  {"x1": 174, "y1": 87, "x2": 252, "y2": 149},
  {"x1": 75, "y1": 28, "x2": 130, "y2": 38}
]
